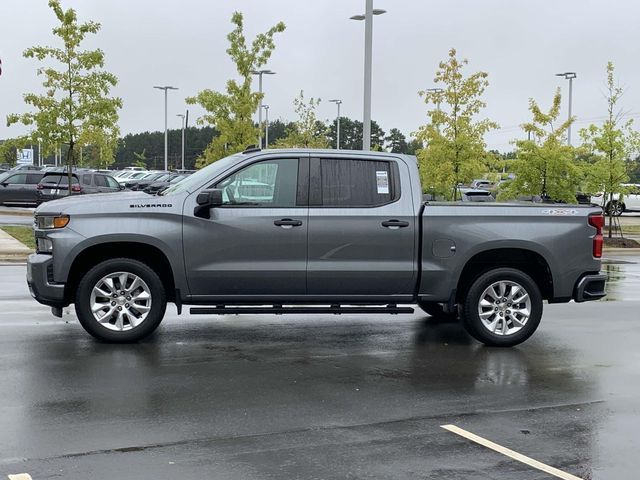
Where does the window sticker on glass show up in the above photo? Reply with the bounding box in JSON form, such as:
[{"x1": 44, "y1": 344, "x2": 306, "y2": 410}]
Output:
[{"x1": 376, "y1": 170, "x2": 389, "y2": 194}]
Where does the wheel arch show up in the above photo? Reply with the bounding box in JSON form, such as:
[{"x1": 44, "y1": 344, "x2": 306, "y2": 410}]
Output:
[
  {"x1": 455, "y1": 247, "x2": 553, "y2": 303},
  {"x1": 64, "y1": 241, "x2": 177, "y2": 305}
]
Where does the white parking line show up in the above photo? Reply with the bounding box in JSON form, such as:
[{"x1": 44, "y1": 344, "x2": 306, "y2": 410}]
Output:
[
  {"x1": 441, "y1": 424, "x2": 583, "y2": 480},
  {"x1": 8, "y1": 474, "x2": 33, "y2": 480}
]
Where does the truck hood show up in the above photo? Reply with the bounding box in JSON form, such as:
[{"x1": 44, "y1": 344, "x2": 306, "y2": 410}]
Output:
[{"x1": 35, "y1": 191, "x2": 161, "y2": 215}]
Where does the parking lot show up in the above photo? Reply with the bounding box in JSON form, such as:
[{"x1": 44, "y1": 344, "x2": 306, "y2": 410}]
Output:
[{"x1": 0, "y1": 255, "x2": 637, "y2": 479}]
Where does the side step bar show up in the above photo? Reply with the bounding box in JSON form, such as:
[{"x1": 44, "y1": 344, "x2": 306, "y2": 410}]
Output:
[{"x1": 190, "y1": 305, "x2": 414, "y2": 315}]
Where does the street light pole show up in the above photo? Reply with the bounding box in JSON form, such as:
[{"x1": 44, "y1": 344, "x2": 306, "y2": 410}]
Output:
[
  {"x1": 154, "y1": 85, "x2": 178, "y2": 170},
  {"x1": 351, "y1": 2, "x2": 386, "y2": 151},
  {"x1": 177, "y1": 113, "x2": 185, "y2": 170},
  {"x1": 329, "y1": 99, "x2": 342, "y2": 149},
  {"x1": 555, "y1": 72, "x2": 577, "y2": 145},
  {"x1": 251, "y1": 70, "x2": 275, "y2": 147},
  {"x1": 261, "y1": 105, "x2": 270, "y2": 148}
]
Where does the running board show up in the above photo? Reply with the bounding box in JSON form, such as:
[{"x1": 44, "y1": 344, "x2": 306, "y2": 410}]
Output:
[{"x1": 190, "y1": 305, "x2": 414, "y2": 315}]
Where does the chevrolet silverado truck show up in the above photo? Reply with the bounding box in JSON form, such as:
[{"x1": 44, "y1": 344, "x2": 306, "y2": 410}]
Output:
[{"x1": 27, "y1": 148, "x2": 607, "y2": 346}]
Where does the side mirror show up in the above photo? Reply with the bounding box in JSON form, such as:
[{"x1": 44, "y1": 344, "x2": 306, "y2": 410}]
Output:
[
  {"x1": 119, "y1": 185, "x2": 125, "y2": 190},
  {"x1": 0, "y1": 182, "x2": 7, "y2": 187},
  {"x1": 194, "y1": 188, "x2": 224, "y2": 218}
]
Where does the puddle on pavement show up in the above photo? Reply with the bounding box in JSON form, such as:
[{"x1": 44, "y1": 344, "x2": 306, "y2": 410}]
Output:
[{"x1": 601, "y1": 255, "x2": 640, "y2": 301}]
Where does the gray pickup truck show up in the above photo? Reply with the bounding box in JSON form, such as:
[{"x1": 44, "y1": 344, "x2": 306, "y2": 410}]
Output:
[{"x1": 27, "y1": 148, "x2": 607, "y2": 346}]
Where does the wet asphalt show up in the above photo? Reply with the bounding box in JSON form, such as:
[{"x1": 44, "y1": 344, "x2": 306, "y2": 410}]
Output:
[{"x1": 0, "y1": 257, "x2": 639, "y2": 479}]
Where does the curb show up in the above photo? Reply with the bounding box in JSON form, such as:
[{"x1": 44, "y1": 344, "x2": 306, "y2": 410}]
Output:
[{"x1": 0, "y1": 210, "x2": 34, "y2": 218}]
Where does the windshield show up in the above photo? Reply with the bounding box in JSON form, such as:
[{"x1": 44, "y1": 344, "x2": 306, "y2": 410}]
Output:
[{"x1": 160, "y1": 153, "x2": 244, "y2": 196}]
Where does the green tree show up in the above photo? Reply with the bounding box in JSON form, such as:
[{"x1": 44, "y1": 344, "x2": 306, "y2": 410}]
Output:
[
  {"x1": 275, "y1": 91, "x2": 329, "y2": 148},
  {"x1": 186, "y1": 12, "x2": 285, "y2": 166},
  {"x1": 327, "y1": 117, "x2": 385, "y2": 150},
  {"x1": 7, "y1": 0, "x2": 122, "y2": 186},
  {"x1": 579, "y1": 62, "x2": 640, "y2": 233},
  {"x1": 500, "y1": 89, "x2": 579, "y2": 203},
  {"x1": 415, "y1": 48, "x2": 498, "y2": 199},
  {"x1": 385, "y1": 128, "x2": 408, "y2": 153}
]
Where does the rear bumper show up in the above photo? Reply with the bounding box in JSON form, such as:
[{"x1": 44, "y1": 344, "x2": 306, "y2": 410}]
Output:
[
  {"x1": 26, "y1": 253, "x2": 66, "y2": 308},
  {"x1": 573, "y1": 273, "x2": 607, "y2": 302}
]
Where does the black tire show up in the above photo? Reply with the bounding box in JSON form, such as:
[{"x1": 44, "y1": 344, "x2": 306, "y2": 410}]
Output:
[
  {"x1": 75, "y1": 258, "x2": 166, "y2": 342},
  {"x1": 606, "y1": 201, "x2": 624, "y2": 217},
  {"x1": 461, "y1": 267, "x2": 542, "y2": 347},
  {"x1": 417, "y1": 301, "x2": 458, "y2": 320}
]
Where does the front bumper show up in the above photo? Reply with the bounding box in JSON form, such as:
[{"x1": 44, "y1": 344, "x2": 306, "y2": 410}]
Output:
[
  {"x1": 26, "y1": 253, "x2": 66, "y2": 308},
  {"x1": 573, "y1": 273, "x2": 607, "y2": 302}
]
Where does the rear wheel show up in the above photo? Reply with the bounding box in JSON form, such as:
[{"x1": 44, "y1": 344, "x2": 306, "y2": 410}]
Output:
[
  {"x1": 75, "y1": 258, "x2": 166, "y2": 342},
  {"x1": 461, "y1": 267, "x2": 542, "y2": 347},
  {"x1": 606, "y1": 200, "x2": 623, "y2": 216}
]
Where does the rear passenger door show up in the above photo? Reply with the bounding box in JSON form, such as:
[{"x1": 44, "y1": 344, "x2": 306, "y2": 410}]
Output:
[
  {"x1": 25, "y1": 173, "x2": 43, "y2": 204},
  {"x1": 307, "y1": 156, "x2": 417, "y2": 297}
]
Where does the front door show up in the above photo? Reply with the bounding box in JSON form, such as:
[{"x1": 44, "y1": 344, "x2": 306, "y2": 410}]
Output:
[
  {"x1": 183, "y1": 156, "x2": 309, "y2": 298},
  {"x1": 306, "y1": 156, "x2": 417, "y2": 297}
]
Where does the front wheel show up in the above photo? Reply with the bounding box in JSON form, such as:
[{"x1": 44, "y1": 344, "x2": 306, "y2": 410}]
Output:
[
  {"x1": 461, "y1": 268, "x2": 542, "y2": 347},
  {"x1": 75, "y1": 258, "x2": 166, "y2": 342}
]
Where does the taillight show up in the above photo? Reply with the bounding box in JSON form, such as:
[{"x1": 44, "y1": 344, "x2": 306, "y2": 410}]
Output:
[
  {"x1": 70, "y1": 184, "x2": 82, "y2": 193},
  {"x1": 589, "y1": 213, "x2": 604, "y2": 258}
]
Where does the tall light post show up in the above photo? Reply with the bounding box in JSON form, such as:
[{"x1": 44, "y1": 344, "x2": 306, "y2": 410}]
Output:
[
  {"x1": 261, "y1": 105, "x2": 270, "y2": 148},
  {"x1": 251, "y1": 70, "x2": 275, "y2": 147},
  {"x1": 37, "y1": 138, "x2": 42, "y2": 166},
  {"x1": 176, "y1": 113, "x2": 185, "y2": 170},
  {"x1": 555, "y1": 72, "x2": 577, "y2": 145},
  {"x1": 350, "y1": 2, "x2": 386, "y2": 151},
  {"x1": 154, "y1": 85, "x2": 178, "y2": 170},
  {"x1": 329, "y1": 99, "x2": 342, "y2": 149}
]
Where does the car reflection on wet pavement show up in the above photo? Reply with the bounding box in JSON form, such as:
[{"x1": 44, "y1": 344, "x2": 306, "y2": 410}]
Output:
[{"x1": 0, "y1": 256, "x2": 639, "y2": 480}]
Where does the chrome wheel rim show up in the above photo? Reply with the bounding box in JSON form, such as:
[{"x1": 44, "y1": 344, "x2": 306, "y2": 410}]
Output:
[
  {"x1": 477, "y1": 280, "x2": 531, "y2": 336},
  {"x1": 89, "y1": 271, "x2": 152, "y2": 331}
]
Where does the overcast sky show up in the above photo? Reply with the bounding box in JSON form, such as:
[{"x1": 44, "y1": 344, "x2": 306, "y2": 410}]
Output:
[{"x1": 1, "y1": 0, "x2": 639, "y2": 152}]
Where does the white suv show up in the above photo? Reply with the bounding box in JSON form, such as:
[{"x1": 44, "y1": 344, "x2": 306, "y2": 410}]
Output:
[{"x1": 591, "y1": 183, "x2": 640, "y2": 216}]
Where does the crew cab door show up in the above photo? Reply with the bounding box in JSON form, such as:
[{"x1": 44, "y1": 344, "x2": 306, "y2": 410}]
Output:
[
  {"x1": 183, "y1": 155, "x2": 309, "y2": 298},
  {"x1": 307, "y1": 156, "x2": 416, "y2": 296}
]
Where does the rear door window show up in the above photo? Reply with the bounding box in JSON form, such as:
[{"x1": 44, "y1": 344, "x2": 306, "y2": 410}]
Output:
[
  {"x1": 315, "y1": 159, "x2": 396, "y2": 207},
  {"x1": 94, "y1": 175, "x2": 108, "y2": 187},
  {"x1": 26, "y1": 173, "x2": 43, "y2": 184}
]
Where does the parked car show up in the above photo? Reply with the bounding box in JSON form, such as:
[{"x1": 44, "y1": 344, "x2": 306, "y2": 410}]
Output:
[
  {"x1": 457, "y1": 187, "x2": 495, "y2": 202},
  {"x1": 143, "y1": 174, "x2": 188, "y2": 195},
  {"x1": 121, "y1": 166, "x2": 147, "y2": 172},
  {"x1": 36, "y1": 170, "x2": 122, "y2": 205},
  {"x1": 0, "y1": 171, "x2": 44, "y2": 206},
  {"x1": 10, "y1": 165, "x2": 43, "y2": 172},
  {"x1": 125, "y1": 172, "x2": 170, "y2": 191},
  {"x1": 116, "y1": 171, "x2": 147, "y2": 185},
  {"x1": 470, "y1": 179, "x2": 494, "y2": 190},
  {"x1": 591, "y1": 184, "x2": 640, "y2": 216},
  {"x1": 28, "y1": 148, "x2": 606, "y2": 347}
]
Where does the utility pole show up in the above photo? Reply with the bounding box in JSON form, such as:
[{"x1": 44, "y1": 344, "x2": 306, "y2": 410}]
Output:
[
  {"x1": 329, "y1": 99, "x2": 342, "y2": 149},
  {"x1": 261, "y1": 105, "x2": 270, "y2": 148},
  {"x1": 555, "y1": 72, "x2": 577, "y2": 145},
  {"x1": 251, "y1": 70, "x2": 275, "y2": 147},
  {"x1": 177, "y1": 113, "x2": 185, "y2": 170},
  {"x1": 350, "y1": 2, "x2": 386, "y2": 151},
  {"x1": 154, "y1": 85, "x2": 178, "y2": 170}
]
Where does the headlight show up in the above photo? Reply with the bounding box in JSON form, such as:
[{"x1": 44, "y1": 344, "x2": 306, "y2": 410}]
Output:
[
  {"x1": 36, "y1": 215, "x2": 70, "y2": 229},
  {"x1": 36, "y1": 237, "x2": 53, "y2": 253}
]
